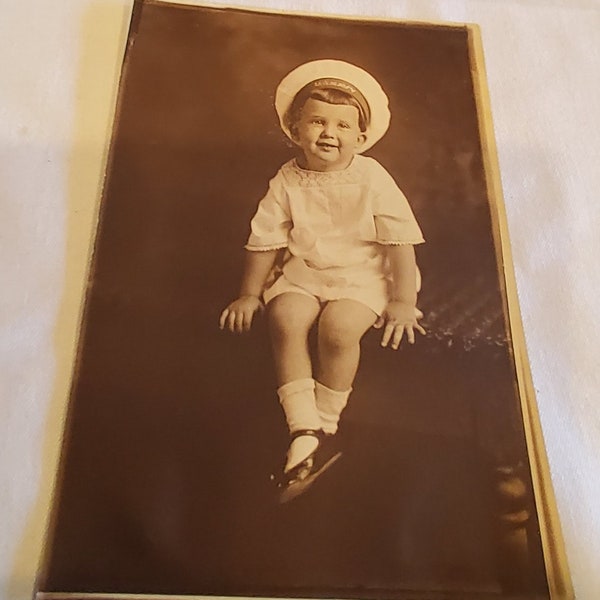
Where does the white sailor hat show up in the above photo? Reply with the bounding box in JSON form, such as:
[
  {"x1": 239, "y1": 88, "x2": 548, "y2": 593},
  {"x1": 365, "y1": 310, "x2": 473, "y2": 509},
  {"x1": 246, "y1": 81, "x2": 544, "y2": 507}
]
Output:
[{"x1": 275, "y1": 59, "x2": 391, "y2": 152}]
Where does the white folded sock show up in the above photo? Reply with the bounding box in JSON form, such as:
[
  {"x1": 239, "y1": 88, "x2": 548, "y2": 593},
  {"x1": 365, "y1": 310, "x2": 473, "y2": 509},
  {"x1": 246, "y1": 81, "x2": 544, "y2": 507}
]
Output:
[
  {"x1": 277, "y1": 378, "x2": 321, "y2": 433},
  {"x1": 315, "y1": 380, "x2": 351, "y2": 435}
]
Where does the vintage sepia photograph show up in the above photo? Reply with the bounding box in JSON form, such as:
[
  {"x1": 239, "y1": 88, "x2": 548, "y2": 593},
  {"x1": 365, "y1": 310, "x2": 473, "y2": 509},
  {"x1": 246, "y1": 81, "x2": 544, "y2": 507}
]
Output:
[{"x1": 36, "y1": 1, "x2": 571, "y2": 599}]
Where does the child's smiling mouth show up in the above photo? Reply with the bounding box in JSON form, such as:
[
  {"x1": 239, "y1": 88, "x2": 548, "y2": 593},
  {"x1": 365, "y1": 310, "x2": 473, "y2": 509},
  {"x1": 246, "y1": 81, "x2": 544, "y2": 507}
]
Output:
[{"x1": 317, "y1": 142, "x2": 339, "y2": 150}]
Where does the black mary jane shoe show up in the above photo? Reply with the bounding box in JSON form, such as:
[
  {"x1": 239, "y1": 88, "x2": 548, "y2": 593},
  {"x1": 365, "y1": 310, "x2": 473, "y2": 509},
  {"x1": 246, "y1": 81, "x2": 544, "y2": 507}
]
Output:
[{"x1": 271, "y1": 429, "x2": 342, "y2": 504}]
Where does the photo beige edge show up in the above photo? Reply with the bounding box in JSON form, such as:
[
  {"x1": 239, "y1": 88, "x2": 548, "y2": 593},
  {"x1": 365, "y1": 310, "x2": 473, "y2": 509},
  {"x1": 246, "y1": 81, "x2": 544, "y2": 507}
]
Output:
[{"x1": 467, "y1": 25, "x2": 573, "y2": 600}]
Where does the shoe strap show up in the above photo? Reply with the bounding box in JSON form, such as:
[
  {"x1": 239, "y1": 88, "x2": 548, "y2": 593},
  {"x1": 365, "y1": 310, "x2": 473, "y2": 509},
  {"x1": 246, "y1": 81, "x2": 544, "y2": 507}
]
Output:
[{"x1": 289, "y1": 428, "x2": 322, "y2": 442}]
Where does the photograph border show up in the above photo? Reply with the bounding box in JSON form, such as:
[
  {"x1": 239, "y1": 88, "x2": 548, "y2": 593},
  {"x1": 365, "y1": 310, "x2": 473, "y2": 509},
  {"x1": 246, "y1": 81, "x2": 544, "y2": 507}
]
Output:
[
  {"x1": 467, "y1": 25, "x2": 573, "y2": 600},
  {"x1": 34, "y1": 2, "x2": 573, "y2": 599}
]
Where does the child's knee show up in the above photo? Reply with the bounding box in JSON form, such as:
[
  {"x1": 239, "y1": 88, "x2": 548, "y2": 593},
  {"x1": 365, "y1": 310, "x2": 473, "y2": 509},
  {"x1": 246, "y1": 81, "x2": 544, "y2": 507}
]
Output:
[
  {"x1": 269, "y1": 310, "x2": 297, "y2": 339},
  {"x1": 318, "y1": 301, "x2": 376, "y2": 351},
  {"x1": 267, "y1": 294, "x2": 318, "y2": 339},
  {"x1": 318, "y1": 317, "x2": 360, "y2": 351}
]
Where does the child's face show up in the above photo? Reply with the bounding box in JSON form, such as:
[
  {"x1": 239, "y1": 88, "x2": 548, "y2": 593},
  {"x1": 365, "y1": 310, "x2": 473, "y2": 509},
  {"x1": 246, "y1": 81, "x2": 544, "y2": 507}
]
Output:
[{"x1": 292, "y1": 98, "x2": 366, "y2": 171}]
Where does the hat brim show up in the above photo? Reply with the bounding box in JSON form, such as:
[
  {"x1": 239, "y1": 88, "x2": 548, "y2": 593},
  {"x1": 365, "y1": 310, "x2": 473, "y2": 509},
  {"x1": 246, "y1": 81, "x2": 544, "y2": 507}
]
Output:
[{"x1": 275, "y1": 59, "x2": 390, "y2": 153}]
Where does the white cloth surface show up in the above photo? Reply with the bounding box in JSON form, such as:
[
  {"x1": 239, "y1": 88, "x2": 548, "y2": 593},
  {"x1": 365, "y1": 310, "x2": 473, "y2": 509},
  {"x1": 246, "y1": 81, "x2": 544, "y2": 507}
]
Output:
[{"x1": 1, "y1": 1, "x2": 599, "y2": 599}]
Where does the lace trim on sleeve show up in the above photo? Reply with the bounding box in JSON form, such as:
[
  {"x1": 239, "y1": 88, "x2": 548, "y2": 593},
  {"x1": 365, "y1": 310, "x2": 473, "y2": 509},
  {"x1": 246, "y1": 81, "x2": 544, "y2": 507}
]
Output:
[
  {"x1": 376, "y1": 239, "x2": 425, "y2": 246},
  {"x1": 244, "y1": 242, "x2": 288, "y2": 252}
]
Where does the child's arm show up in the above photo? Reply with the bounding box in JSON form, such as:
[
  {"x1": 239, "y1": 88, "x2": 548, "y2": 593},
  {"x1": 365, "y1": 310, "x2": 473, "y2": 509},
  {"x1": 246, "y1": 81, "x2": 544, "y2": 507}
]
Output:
[
  {"x1": 219, "y1": 249, "x2": 282, "y2": 333},
  {"x1": 374, "y1": 244, "x2": 426, "y2": 349}
]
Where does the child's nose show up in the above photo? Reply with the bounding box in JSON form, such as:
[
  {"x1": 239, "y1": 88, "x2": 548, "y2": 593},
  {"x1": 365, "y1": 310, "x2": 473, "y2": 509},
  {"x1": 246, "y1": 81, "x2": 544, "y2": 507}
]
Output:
[{"x1": 321, "y1": 122, "x2": 335, "y2": 137}]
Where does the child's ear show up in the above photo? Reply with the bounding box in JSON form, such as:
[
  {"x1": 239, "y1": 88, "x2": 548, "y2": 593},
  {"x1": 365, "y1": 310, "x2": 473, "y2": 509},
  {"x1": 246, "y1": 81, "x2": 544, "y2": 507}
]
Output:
[
  {"x1": 289, "y1": 124, "x2": 300, "y2": 143},
  {"x1": 356, "y1": 133, "x2": 367, "y2": 149}
]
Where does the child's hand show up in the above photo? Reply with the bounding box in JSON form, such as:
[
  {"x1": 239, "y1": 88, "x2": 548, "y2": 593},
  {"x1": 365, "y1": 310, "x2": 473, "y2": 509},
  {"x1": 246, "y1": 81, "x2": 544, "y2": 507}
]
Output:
[
  {"x1": 373, "y1": 301, "x2": 426, "y2": 349},
  {"x1": 219, "y1": 295, "x2": 264, "y2": 333}
]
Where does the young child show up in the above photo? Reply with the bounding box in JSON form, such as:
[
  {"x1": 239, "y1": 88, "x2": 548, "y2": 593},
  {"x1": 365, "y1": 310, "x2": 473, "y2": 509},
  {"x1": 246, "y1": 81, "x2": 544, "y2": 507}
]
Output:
[{"x1": 219, "y1": 59, "x2": 425, "y2": 501}]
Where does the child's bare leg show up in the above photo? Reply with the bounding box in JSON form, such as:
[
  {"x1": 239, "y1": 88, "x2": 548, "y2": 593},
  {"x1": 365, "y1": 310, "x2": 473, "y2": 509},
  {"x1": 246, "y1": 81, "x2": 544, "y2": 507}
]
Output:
[
  {"x1": 316, "y1": 299, "x2": 378, "y2": 433},
  {"x1": 268, "y1": 292, "x2": 321, "y2": 385},
  {"x1": 268, "y1": 292, "x2": 321, "y2": 472}
]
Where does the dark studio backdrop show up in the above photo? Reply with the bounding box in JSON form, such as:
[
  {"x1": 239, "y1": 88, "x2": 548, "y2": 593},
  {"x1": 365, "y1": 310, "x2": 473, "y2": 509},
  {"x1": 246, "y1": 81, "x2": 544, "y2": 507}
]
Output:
[{"x1": 40, "y1": 2, "x2": 551, "y2": 599}]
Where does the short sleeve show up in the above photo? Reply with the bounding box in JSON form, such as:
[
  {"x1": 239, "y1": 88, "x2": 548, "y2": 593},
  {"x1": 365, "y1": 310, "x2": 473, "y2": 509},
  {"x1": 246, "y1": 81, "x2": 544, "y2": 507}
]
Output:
[
  {"x1": 244, "y1": 171, "x2": 292, "y2": 251},
  {"x1": 370, "y1": 160, "x2": 425, "y2": 245}
]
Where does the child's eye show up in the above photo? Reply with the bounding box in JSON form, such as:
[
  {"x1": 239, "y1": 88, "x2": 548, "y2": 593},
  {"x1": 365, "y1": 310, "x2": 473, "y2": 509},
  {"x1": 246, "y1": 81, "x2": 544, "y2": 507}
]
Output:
[
  {"x1": 312, "y1": 119, "x2": 324, "y2": 125},
  {"x1": 339, "y1": 122, "x2": 350, "y2": 129}
]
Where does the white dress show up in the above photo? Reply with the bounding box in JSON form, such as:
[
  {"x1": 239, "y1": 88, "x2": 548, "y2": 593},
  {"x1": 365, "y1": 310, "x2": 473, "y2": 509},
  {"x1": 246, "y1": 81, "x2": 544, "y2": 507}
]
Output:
[{"x1": 245, "y1": 155, "x2": 425, "y2": 315}]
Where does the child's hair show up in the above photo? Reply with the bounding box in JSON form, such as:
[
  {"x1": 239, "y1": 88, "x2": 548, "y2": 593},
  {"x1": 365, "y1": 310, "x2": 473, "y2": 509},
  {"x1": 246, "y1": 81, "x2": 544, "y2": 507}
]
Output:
[{"x1": 285, "y1": 87, "x2": 368, "y2": 137}]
